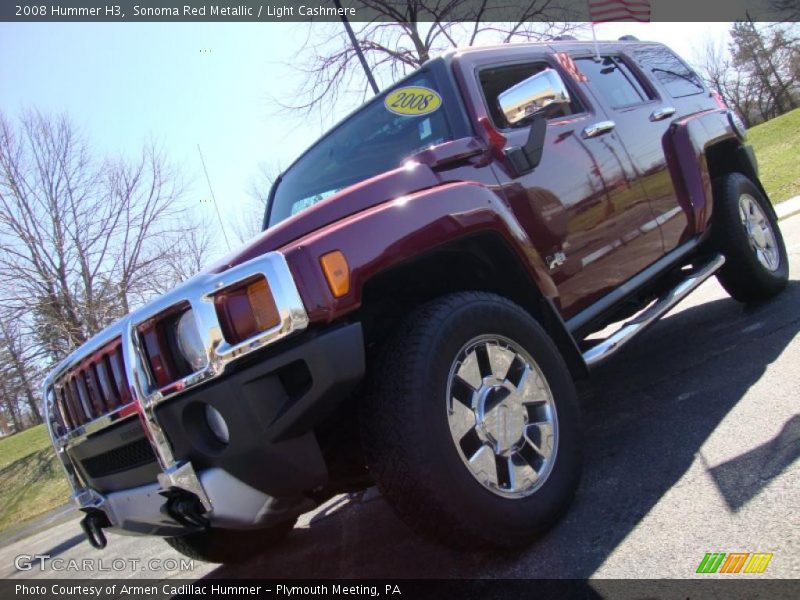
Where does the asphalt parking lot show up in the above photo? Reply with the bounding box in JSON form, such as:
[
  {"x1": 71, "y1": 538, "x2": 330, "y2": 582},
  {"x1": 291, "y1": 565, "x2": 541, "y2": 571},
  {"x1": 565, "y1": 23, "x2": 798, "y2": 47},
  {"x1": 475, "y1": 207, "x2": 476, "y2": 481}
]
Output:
[{"x1": 1, "y1": 216, "x2": 798, "y2": 582}]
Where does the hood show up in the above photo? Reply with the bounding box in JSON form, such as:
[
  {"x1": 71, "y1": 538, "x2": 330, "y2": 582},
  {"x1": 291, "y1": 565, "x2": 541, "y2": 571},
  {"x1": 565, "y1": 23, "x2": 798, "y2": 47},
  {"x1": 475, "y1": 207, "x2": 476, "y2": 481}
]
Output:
[{"x1": 205, "y1": 162, "x2": 441, "y2": 274}]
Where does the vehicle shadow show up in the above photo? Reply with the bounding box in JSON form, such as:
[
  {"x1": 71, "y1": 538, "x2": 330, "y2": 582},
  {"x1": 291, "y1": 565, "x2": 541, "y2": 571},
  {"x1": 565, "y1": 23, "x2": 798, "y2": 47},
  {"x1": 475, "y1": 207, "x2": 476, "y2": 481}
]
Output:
[
  {"x1": 204, "y1": 281, "x2": 800, "y2": 579},
  {"x1": 25, "y1": 534, "x2": 85, "y2": 565},
  {"x1": 706, "y1": 413, "x2": 800, "y2": 511}
]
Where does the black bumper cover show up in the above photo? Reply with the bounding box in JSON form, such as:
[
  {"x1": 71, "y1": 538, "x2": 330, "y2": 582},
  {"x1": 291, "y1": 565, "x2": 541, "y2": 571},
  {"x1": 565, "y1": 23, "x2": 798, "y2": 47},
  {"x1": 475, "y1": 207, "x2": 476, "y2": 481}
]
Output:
[{"x1": 155, "y1": 322, "x2": 365, "y2": 499}]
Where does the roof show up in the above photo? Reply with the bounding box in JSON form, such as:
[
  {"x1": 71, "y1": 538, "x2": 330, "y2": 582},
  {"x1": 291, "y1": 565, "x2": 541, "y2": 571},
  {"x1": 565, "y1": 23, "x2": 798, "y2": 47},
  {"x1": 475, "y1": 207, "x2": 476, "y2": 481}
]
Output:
[{"x1": 439, "y1": 38, "x2": 665, "y2": 60}]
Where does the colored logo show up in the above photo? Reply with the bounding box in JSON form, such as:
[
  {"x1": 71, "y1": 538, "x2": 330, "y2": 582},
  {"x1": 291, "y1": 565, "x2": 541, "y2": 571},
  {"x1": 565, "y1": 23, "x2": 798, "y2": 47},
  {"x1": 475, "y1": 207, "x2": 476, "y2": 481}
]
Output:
[{"x1": 696, "y1": 552, "x2": 773, "y2": 574}]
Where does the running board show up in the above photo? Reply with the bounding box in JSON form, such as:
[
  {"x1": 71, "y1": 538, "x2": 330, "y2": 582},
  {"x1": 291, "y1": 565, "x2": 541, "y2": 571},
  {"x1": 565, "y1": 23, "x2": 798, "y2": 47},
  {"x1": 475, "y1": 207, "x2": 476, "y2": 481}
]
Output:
[{"x1": 582, "y1": 254, "x2": 726, "y2": 368}]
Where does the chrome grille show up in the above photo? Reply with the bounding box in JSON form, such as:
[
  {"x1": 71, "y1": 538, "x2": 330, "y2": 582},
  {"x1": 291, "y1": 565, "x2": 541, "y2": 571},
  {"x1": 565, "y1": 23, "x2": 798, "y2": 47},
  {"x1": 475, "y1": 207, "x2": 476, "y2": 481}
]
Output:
[
  {"x1": 43, "y1": 251, "x2": 308, "y2": 515},
  {"x1": 54, "y1": 339, "x2": 132, "y2": 432}
]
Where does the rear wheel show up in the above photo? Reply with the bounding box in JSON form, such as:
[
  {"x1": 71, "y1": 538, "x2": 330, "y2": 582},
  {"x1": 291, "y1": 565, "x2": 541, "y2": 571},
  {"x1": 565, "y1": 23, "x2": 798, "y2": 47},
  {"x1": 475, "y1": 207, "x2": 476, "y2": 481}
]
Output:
[
  {"x1": 713, "y1": 173, "x2": 788, "y2": 303},
  {"x1": 360, "y1": 292, "x2": 582, "y2": 549},
  {"x1": 164, "y1": 519, "x2": 295, "y2": 564}
]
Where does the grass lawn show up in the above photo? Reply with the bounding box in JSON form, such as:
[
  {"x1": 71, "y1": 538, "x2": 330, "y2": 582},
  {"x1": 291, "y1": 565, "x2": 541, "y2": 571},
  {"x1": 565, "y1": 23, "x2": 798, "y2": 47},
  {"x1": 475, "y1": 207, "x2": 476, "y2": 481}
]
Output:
[
  {"x1": 748, "y1": 107, "x2": 800, "y2": 204},
  {"x1": 0, "y1": 424, "x2": 70, "y2": 532}
]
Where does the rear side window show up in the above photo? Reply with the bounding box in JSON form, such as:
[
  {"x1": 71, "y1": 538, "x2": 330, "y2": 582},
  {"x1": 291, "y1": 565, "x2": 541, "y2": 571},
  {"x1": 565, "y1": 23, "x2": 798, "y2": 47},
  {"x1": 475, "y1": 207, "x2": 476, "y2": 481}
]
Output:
[
  {"x1": 576, "y1": 57, "x2": 652, "y2": 108},
  {"x1": 633, "y1": 47, "x2": 705, "y2": 98}
]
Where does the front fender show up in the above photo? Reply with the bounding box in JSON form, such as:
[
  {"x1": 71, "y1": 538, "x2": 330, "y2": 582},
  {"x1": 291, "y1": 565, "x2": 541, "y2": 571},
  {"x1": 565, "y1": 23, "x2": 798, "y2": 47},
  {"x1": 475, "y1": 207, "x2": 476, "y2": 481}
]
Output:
[
  {"x1": 664, "y1": 108, "x2": 741, "y2": 237},
  {"x1": 280, "y1": 181, "x2": 558, "y2": 324}
]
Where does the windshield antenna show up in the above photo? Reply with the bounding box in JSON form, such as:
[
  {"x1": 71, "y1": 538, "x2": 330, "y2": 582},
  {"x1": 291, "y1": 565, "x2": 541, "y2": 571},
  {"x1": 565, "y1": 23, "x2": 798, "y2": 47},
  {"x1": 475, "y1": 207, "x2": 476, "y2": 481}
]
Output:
[{"x1": 197, "y1": 144, "x2": 232, "y2": 252}]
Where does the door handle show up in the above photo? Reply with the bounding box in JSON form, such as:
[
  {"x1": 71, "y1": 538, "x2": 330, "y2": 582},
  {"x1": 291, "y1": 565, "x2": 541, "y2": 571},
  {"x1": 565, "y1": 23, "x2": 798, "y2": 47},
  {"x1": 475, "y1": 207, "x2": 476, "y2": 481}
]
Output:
[
  {"x1": 583, "y1": 120, "x2": 615, "y2": 138},
  {"x1": 650, "y1": 106, "x2": 676, "y2": 121}
]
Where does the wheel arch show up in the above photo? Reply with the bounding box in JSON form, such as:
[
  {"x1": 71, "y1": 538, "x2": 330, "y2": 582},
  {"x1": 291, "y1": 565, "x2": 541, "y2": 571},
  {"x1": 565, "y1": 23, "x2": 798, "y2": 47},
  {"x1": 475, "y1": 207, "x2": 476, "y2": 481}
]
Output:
[
  {"x1": 357, "y1": 232, "x2": 587, "y2": 379},
  {"x1": 280, "y1": 182, "x2": 587, "y2": 377},
  {"x1": 704, "y1": 138, "x2": 777, "y2": 220}
]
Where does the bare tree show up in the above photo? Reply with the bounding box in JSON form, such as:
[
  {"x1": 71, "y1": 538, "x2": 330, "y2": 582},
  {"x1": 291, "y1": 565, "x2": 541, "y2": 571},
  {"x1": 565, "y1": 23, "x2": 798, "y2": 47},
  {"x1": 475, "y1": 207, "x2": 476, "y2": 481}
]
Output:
[
  {"x1": 287, "y1": 0, "x2": 583, "y2": 116},
  {"x1": 0, "y1": 374, "x2": 24, "y2": 433},
  {"x1": 694, "y1": 38, "x2": 760, "y2": 125},
  {"x1": 0, "y1": 317, "x2": 33, "y2": 431},
  {"x1": 0, "y1": 110, "x2": 211, "y2": 366},
  {"x1": 0, "y1": 311, "x2": 43, "y2": 424},
  {"x1": 768, "y1": 0, "x2": 800, "y2": 22},
  {"x1": 730, "y1": 21, "x2": 798, "y2": 118},
  {"x1": 693, "y1": 22, "x2": 799, "y2": 126},
  {"x1": 146, "y1": 220, "x2": 215, "y2": 295},
  {"x1": 231, "y1": 161, "x2": 283, "y2": 243}
]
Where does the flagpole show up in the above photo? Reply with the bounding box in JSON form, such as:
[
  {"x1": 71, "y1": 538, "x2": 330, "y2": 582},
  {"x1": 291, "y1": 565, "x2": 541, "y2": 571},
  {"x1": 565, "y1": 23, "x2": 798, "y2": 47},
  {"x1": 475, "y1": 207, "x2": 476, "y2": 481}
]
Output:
[
  {"x1": 591, "y1": 22, "x2": 601, "y2": 61},
  {"x1": 333, "y1": 0, "x2": 379, "y2": 95}
]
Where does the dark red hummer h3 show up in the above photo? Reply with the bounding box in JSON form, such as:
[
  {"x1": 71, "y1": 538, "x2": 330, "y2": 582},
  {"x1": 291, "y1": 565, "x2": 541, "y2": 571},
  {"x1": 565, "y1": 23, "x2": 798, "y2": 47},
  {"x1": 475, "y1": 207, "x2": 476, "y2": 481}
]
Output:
[{"x1": 45, "y1": 39, "x2": 788, "y2": 563}]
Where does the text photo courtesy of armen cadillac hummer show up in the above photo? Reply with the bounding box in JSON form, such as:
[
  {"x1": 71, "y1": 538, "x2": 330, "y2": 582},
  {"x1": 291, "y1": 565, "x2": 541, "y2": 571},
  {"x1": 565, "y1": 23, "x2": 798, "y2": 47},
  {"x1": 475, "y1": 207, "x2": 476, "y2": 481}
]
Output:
[{"x1": 0, "y1": 0, "x2": 798, "y2": 596}]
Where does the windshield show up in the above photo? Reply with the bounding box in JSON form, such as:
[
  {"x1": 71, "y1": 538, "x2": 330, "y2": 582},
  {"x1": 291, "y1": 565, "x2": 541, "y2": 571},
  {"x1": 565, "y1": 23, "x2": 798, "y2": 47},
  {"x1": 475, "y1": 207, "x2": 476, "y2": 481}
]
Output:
[{"x1": 266, "y1": 70, "x2": 453, "y2": 228}]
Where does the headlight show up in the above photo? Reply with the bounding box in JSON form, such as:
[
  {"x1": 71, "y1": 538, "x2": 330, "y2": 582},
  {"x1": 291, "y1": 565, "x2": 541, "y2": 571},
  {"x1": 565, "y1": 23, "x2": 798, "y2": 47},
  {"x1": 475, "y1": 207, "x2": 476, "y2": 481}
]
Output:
[{"x1": 175, "y1": 310, "x2": 207, "y2": 371}]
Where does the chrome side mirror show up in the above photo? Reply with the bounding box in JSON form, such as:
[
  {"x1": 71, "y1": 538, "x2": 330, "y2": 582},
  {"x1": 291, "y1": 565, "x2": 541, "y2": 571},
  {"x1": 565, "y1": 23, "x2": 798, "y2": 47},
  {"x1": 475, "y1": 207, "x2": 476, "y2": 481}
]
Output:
[{"x1": 498, "y1": 68, "x2": 571, "y2": 126}]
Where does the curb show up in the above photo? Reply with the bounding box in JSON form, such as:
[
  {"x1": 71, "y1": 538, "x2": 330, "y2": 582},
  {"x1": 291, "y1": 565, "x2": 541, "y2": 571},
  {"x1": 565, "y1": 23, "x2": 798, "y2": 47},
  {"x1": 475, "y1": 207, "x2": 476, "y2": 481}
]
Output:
[
  {"x1": 0, "y1": 504, "x2": 75, "y2": 547},
  {"x1": 776, "y1": 195, "x2": 800, "y2": 221}
]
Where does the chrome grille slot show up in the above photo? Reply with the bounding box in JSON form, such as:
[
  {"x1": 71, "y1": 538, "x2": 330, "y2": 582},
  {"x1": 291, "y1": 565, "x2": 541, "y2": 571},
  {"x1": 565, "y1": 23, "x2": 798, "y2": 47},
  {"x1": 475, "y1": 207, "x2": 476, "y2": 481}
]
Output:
[{"x1": 54, "y1": 339, "x2": 133, "y2": 432}]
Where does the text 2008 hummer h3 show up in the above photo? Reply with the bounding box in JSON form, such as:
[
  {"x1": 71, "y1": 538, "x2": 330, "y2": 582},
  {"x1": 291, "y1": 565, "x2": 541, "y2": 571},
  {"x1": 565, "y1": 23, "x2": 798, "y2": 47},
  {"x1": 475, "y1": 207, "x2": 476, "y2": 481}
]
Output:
[{"x1": 45, "y1": 40, "x2": 788, "y2": 563}]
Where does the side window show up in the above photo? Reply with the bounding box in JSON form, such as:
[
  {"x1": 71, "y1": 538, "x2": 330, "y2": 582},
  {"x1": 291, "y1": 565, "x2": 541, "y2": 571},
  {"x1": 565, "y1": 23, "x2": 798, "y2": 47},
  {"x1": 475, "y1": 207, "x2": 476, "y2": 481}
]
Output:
[
  {"x1": 576, "y1": 57, "x2": 652, "y2": 109},
  {"x1": 633, "y1": 47, "x2": 705, "y2": 98},
  {"x1": 480, "y1": 62, "x2": 581, "y2": 129}
]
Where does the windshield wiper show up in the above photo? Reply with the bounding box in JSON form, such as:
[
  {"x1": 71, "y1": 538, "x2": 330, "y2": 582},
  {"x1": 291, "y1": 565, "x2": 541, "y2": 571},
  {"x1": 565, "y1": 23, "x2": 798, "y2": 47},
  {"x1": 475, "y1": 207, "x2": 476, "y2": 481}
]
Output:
[{"x1": 652, "y1": 68, "x2": 703, "y2": 90}]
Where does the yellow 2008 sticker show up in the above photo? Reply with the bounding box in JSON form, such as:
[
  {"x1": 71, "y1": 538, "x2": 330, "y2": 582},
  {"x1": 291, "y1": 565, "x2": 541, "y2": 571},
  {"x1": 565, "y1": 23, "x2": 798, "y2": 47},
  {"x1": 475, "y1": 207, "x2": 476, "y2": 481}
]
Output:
[{"x1": 384, "y1": 86, "x2": 442, "y2": 116}]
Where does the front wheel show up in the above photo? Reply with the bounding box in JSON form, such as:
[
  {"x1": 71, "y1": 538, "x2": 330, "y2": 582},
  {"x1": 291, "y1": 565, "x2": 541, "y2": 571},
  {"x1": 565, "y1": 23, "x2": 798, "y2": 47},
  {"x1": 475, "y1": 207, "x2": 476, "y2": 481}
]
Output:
[
  {"x1": 713, "y1": 173, "x2": 788, "y2": 303},
  {"x1": 360, "y1": 292, "x2": 582, "y2": 549}
]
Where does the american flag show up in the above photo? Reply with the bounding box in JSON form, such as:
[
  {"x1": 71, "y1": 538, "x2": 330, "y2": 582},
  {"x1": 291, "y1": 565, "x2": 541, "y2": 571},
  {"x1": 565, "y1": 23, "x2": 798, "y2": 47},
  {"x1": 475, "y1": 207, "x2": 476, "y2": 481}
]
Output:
[
  {"x1": 555, "y1": 52, "x2": 588, "y2": 82},
  {"x1": 588, "y1": 0, "x2": 652, "y2": 23}
]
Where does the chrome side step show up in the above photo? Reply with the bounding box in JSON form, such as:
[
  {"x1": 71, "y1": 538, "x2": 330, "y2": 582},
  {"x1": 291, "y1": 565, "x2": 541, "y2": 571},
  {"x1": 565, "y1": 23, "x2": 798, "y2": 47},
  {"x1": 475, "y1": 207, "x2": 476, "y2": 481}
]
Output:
[{"x1": 582, "y1": 254, "x2": 726, "y2": 368}]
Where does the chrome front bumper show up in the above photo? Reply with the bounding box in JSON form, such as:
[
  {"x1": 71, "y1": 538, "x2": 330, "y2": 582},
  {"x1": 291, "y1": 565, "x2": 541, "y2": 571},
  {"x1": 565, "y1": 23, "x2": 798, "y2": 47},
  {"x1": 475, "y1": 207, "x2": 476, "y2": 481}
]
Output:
[
  {"x1": 84, "y1": 468, "x2": 313, "y2": 537},
  {"x1": 43, "y1": 251, "x2": 309, "y2": 529}
]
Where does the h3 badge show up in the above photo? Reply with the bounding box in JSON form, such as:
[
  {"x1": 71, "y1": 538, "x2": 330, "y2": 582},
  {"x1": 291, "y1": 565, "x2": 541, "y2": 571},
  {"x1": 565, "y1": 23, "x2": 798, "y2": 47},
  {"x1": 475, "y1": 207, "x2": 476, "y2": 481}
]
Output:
[{"x1": 546, "y1": 251, "x2": 567, "y2": 270}]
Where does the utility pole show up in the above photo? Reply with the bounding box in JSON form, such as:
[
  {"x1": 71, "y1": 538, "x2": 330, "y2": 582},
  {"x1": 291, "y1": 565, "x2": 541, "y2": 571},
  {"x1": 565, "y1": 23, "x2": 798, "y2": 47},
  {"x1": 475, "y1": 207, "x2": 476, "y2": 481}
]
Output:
[{"x1": 333, "y1": 0, "x2": 380, "y2": 95}]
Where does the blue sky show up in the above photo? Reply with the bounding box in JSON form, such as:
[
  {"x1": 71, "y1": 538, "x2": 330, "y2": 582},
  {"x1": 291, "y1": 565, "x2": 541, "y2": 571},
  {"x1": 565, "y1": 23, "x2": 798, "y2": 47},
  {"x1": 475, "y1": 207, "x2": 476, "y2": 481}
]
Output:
[
  {"x1": 1, "y1": 22, "x2": 330, "y2": 247},
  {"x1": 0, "y1": 21, "x2": 730, "y2": 255}
]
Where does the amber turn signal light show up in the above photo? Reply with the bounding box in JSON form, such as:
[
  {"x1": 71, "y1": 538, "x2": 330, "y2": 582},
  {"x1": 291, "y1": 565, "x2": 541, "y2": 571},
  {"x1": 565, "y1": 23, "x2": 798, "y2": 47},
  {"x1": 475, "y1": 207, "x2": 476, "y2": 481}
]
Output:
[
  {"x1": 214, "y1": 276, "x2": 280, "y2": 344},
  {"x1": 320, "y1": 251, "x2": 350, "y2": 298},
  {"x1": 246, "y1": 278, "x2": 280, "y2": 331}
]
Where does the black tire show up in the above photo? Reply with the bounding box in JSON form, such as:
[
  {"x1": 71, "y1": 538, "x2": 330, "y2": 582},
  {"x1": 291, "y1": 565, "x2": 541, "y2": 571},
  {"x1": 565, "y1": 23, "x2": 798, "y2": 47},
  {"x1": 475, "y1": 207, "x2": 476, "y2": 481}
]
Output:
[
  {"x1": 360, "y1": 291, "x2": 582, "y2": 549},
  {"x1": 713, "y1": 173, "x2": 788, "y2": 303},
  {"x1": 163, "y1": 519, "x2": 295, "y2": 564}
]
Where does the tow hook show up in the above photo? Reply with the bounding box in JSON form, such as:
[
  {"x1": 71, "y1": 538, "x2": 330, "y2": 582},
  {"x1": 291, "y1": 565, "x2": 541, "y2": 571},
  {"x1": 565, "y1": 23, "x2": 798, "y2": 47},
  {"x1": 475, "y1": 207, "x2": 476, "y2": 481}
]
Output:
[
  {"x1": 162, "y1": 490, "x2": 210, "y2": 529},
  {"x1": 80, "y1": 510, "x2": 110, "y2": 549}
]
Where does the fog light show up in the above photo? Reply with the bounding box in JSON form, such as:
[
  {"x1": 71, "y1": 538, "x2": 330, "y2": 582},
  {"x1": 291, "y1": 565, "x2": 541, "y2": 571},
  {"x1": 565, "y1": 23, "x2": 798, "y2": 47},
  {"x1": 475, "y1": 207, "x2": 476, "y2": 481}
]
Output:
[
  {"x1": 204, "y1": 404, "x2": 229, "y2": 444},
  {"x1": 175, "y1": 310, "x2": 207, "y2": 371}
]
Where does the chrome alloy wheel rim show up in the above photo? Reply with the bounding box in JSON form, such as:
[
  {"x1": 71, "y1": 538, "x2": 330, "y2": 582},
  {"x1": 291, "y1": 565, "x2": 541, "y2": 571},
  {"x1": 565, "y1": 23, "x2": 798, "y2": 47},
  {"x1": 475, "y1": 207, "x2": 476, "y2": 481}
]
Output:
[
  {"x1": 446, "y1": 335, "x2": 558, "y2": 499},
  {"x1": 739, "y1": 194, "x2": 780, "y2": 272}
]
